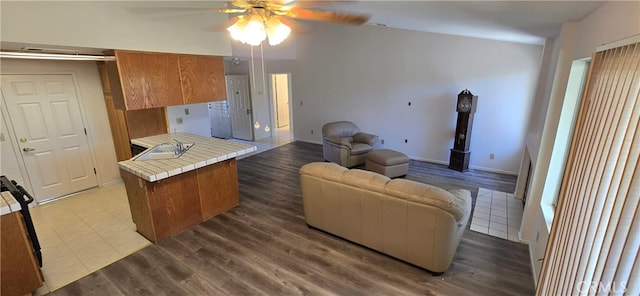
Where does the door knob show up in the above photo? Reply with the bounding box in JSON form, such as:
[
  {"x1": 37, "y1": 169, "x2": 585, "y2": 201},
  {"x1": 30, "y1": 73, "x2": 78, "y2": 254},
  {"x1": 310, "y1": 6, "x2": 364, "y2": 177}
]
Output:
[{"x1": 23, "y1": 147, "x2": 35, "y2": 152}]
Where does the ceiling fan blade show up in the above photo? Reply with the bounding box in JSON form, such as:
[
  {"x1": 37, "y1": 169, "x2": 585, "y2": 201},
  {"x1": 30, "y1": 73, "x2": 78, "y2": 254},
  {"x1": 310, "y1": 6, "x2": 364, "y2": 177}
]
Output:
[
  {"x1": 279, "y1": 0, "x2": 358, "y2": 10},
  {"x1": 218, "y1": 8, "x2": 247, "y2": 14},
  {"x1": 276, "y1": 16, "x2": 309, "y2": 33},
  {"x1": 286, "y1": 8, "x2": 369, "y2": 25}
]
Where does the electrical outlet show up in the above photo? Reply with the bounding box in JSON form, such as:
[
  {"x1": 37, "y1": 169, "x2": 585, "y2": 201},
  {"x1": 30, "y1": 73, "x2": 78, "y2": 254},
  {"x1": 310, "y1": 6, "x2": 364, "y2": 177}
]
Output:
[
  {"x1": 490, "y1": 153, "x2": 495, "y2": 160},
  {"x1": 176, "y1": 117, "x2": 183, "y2": 124},
  {"x1": 381, "y1": 139, "x2": 385, "y2": 144},
  {"x1": 184, "y1": 108, "x2": 189, "y2": 115}
]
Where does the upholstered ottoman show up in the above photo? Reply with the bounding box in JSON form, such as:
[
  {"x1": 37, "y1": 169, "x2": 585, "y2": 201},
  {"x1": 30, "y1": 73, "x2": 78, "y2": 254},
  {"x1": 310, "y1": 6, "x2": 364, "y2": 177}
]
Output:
[{"x1": 365, "y1": 149, "x2": 409, "y2": 178}]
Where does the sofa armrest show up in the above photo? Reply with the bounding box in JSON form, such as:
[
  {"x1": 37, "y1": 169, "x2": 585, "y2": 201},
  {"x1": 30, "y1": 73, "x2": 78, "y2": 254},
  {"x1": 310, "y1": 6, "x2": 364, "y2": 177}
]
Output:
[
  {"x1": 354, "y1": 132, "x2": 379, "y2": 146},
  {"x1": 324, "y1": 136, "x2": 352, "y2": 148}
]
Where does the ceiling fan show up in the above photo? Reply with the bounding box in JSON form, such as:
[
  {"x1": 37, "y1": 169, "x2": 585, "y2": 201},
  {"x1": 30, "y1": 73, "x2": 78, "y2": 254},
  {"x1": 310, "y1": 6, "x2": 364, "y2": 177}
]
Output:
[{"x1": 217, "y1": 0, "x2": 370, "y2": 46}]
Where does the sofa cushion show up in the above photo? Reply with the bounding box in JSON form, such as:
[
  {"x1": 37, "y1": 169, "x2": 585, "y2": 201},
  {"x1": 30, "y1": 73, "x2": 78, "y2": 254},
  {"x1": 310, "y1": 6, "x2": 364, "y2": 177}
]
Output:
[
  {"x1": 384, "y1": 179, "x2": 468, "y2": 221},
  {"x1": 447, "y1": 189, "x2": 473, "y2": 221},
  {"x1": 300, "y1": 162, "x2": 347, "y2": 182},
  {"x1": 351, "y1": 143, "x2": 373, "y2": 155},
  {"x1": 324, "y1": 136, "x2": 352, "y2": 148},
  {"x1": 322, "y1": 121, "x2": 360, "y2": 138},
  {"x1": 353, "y1": 132, "x2": 378, "y2": 145},
  {"x1": 342, "y1": 169, "x2": 390, "y2": 194}
]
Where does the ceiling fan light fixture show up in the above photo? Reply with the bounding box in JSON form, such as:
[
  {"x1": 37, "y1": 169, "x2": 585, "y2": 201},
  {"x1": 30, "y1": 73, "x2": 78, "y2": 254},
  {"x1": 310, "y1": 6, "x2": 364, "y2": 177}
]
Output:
[
  {"x1": 227, "y1": 16, "x2": 248, "y2": 42},
  {"x1": 241, "y1": 14, "x2": 267, "y2": 46},
  {"x1": 265, "y1": 16, "x2": 291, "y2": 46}
]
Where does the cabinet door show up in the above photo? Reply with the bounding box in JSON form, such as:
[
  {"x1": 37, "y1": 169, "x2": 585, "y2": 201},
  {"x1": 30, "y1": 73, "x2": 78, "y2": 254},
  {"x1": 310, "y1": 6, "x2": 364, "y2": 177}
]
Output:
[
  {"x1": 125, "y1": 108, "x2": 168, "y2": 139},
  {"x1": 1, "y1": 212, "x2": 43, "y2": 295},
  {"x1": 179, "y1": 55, "x2": 227, "y2": 104},
  {"x1": 104, "y1": 95, "x2": 133, "y2": 161},
  {"x1": 115, "y1": 51, "x2": 183, "y2": 109},
  {"x1": 198, "y1": 158, "x2": 239, "y2": 220}
]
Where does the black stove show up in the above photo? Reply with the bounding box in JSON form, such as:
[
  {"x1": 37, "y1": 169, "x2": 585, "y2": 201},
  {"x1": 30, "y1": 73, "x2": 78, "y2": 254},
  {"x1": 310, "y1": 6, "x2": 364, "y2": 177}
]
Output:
[{"x1": 1, "y1": 176, "x2": 42, "y2": 267}]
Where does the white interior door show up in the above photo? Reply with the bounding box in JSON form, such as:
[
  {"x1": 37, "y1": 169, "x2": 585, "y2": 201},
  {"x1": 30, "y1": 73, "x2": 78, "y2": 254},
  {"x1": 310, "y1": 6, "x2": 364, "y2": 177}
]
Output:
[
  {"x1": 226, "y1": 75, "x2": 254, "y2": 141},
  {"x1": 1, "y1": 74, "x2": 97, "y2": 202},
  {"x1": 273, "y1": 74, "x2": 290, "y2": 128}
]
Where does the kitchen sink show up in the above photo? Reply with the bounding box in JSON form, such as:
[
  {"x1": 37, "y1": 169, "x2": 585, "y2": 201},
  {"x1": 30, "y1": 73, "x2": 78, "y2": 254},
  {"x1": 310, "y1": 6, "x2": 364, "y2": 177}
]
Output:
[{"x1": 133, "y1": 142, "x2": 194, "y2": 161}]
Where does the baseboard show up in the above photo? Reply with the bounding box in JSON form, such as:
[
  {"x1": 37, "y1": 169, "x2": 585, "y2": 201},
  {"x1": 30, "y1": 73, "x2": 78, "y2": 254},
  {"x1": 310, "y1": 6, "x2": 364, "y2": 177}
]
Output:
[
  {"x1": 469, "y1": 165, "x2": 518, "y2": 176},
  {"x1": 294, "y1": 144, "x2": 518, "y2": 176},
  {"x1": 101, "y1": 178, "x2": 123, "y2": 187},
  {"x1": 294, "y1": 138, "x2": 322, "y2": 145},
  {"x1": 409, "y1": 156, "x2": 517, "y2": 176},
  {"x1": 410, "y1": 156, "x2": 449, "y2": 166}
]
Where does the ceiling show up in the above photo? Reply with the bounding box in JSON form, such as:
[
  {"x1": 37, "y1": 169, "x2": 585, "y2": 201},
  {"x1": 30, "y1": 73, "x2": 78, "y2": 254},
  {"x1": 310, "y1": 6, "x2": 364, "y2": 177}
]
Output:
[
  {"x1": 318, "y1": 0, "x2": 605, "y2": 45},
  {"x1": 1, "y1": 1, "x2": 606, "y2": 55}
]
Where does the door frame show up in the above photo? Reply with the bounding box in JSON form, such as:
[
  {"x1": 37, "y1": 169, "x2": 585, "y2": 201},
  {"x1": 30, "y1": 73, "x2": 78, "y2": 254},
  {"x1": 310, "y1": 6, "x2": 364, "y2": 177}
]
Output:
[
  {"x1": 268, "y1": 73, "x2": 293, "y2": 138},
  {"x1": 0, "y1": 95, "x2": 32, "y2": 195},
  {"x1": 1, "y1": 71, "x2": 99, "y2": 203},
  {"x1": 226, "y1": 74, "x2": 255, "y2": 141}
]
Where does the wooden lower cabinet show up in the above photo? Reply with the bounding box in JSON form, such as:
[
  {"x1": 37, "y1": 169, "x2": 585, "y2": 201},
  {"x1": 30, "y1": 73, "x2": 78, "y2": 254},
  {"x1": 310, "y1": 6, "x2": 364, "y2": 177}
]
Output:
[
  {"x1": 121, "y1": 159, "x2": 239, "y2": 243},
  {"x1": 198, "y1": 159, "x2": 239, "y2": 219},
  {"x1": 1, "y1": 212, "x2": 44, "y2": 296}
]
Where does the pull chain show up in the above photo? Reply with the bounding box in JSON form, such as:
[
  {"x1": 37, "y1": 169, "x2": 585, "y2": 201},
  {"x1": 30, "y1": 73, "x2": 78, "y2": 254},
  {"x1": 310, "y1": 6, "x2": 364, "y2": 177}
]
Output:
[
  {"x1": 250, "y1": 45, "x2": 256, "y2": 90},
  {"x1": 260, "y1": 43, "x2": 266, "y2": 92}
]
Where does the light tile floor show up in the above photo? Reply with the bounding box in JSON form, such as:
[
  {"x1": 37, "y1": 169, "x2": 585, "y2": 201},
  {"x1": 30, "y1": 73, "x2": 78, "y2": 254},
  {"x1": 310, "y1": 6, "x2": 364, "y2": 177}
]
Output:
[
  {"x1": 30, "y1": 131, "x2": 292, "y2": 294},
  {"x1": 231, "y1": 126, "x2": 294, "y2": 159},
  {"x1": 30, "y1": 182, "x2": 151, "y2": 295},
  {"x1": 469, "y1": 188, "x2": 525, "y2": 243}
]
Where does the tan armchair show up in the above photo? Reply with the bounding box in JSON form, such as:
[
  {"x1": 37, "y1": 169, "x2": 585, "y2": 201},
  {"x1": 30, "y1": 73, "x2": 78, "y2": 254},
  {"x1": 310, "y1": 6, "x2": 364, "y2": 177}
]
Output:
[{"x1": 322, "y1": 121, "x2": 379, "y2": 167}]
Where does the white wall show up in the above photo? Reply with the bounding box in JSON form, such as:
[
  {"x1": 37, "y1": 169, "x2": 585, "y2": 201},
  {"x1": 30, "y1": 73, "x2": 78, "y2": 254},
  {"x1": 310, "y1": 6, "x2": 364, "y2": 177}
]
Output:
[
  {"x1": 0, "y1": 1, "x2": 232, "y2": 56},
  {"x1": 519, "y1": 0, "x2": 640, "y2": 285},
  {"x1": 0, "y1": 59, "x2": 122, "y2": 196},
  {"x1": 292, "y1": 23, "x2": 542, "y2": 174},
  {"x1": 225, "y1": 59, "x2": 296, "y2": 140},
  {"x1": 166, "y1": 103, "x2": 211, "y2": 137},
  {"x1": 572, "y1": 1, "x2": 640, "y2": 60}
]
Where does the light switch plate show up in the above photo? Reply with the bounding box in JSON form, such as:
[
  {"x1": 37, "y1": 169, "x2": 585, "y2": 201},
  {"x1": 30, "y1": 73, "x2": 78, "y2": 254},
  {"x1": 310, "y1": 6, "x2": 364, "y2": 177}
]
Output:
[{"x1": 184, "y1": 108, "x2": 189, "y2": 115}]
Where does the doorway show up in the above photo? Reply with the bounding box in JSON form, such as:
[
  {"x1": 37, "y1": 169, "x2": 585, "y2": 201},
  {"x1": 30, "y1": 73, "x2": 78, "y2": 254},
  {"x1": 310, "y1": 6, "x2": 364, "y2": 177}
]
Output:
[
  {"x1": 1, "y1": 74, "x2": 98, "y2": 202},
  {"x1": 226, "y1": 74, "x2": 254, "y2": 141},
  {"x1": 269, "y1": 73, "x2": 293, "y2": 144}
]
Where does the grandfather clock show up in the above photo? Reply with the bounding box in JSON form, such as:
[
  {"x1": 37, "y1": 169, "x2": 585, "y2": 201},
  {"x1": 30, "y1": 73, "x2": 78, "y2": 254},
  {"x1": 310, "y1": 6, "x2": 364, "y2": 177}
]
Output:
[{"x1": 449, "y1": 89, "x2": 477, "y2": 172}]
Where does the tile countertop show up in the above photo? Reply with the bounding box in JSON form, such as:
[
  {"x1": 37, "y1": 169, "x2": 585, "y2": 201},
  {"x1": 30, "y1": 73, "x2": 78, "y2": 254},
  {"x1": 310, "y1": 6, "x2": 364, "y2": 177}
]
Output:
[
  {"x1": 119, "y1": 133, "x2": 257, "y2": 182},
  {"x1": 1, "y1": 191, "x2": 21, "y2": 216}
]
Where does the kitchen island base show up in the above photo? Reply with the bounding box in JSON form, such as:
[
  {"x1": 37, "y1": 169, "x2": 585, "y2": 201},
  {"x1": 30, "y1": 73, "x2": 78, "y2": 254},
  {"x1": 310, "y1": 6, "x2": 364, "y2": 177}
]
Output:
[{"x1": 121, "y1": 158, "x2": 239, "y2": 243}]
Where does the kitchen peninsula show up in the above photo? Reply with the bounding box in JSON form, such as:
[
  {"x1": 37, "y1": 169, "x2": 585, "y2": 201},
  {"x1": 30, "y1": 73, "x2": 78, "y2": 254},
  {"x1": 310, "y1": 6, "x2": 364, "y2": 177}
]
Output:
[{"x1": 119, "y1": 133, "x2": 256, "y2": 243}]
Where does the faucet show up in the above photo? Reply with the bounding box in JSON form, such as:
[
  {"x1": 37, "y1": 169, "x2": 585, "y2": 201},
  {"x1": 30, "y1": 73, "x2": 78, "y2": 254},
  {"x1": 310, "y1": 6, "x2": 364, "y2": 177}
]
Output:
[{"x1": 173, "y1": 139, "x2": 185, "y2": 155}]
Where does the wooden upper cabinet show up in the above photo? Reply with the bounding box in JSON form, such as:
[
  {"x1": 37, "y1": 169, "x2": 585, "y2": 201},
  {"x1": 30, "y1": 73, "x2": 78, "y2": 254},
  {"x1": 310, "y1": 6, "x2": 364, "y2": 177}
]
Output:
[
  {"x1": 96, "y1": 62, "x2": 111, "y2": 94},
  {"x1": 108, "y1": 50, "x2": 183, "y2": 110},
  {"x1": 107, "y1": 50, "x2": 227, "y2": 109},
  {"x1": 179, "y1": 55, "x2": 227, "y2": 103}
]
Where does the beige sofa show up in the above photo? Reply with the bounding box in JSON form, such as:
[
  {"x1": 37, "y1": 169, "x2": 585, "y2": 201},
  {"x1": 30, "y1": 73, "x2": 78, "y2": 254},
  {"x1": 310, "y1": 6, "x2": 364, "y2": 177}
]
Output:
[
  {"x1": 299, "y1": 162, "x2": 472, "y2": 275},
  {"x1": 322, "y1": 121, "x2": 379, "y2": 167}
]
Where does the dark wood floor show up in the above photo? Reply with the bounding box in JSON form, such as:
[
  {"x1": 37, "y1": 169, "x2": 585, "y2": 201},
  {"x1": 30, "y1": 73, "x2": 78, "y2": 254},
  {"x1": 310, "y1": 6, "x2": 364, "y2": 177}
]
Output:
[{"x1": 51, "y1": 142, "x2": 534, "y2": 296}]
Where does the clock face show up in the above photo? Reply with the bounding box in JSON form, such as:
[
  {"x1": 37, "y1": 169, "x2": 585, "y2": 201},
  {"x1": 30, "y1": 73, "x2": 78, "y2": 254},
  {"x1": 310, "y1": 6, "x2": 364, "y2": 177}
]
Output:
[{"x1": 457, "y1": 96, "x2": 472, "y2": 113}]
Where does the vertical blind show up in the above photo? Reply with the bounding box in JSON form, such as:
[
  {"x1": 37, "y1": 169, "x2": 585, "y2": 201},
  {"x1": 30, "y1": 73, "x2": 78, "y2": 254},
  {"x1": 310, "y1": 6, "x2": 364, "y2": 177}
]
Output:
[{"x1": 537, "y1": 42, "x2": 639, "y2": 295}]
